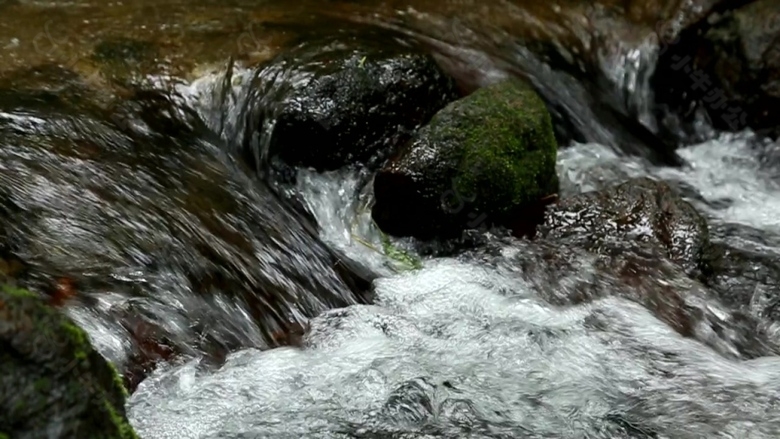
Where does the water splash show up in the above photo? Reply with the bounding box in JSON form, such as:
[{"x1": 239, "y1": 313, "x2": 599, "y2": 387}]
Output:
[{"x1": 128, "y1": 253, "x2": 780, "y2": 438}]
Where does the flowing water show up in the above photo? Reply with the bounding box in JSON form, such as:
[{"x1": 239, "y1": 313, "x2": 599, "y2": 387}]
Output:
[
  {"x1": 123, "y1": 134, "x2": 780, "y2": 439},
  {"x1": 2, "y1": 0, "x2": 780, "y2": 438}
]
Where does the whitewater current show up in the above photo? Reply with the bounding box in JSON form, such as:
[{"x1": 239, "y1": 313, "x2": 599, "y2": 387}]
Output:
[{"x1": 121, "y1": 132, "x2": 780, "y2": 439}]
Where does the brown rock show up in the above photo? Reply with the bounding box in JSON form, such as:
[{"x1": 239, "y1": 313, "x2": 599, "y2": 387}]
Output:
[{"x1": 537, "y1": 178, "x2": 710, "y2": 278}]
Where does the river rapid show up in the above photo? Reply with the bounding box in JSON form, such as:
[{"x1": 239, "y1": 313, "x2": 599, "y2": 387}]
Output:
[
  {"x1": 131, "y1": 72, "x2": 780, "y2": 438},
  {"x1": 2, "y1": 0, "x2": 780, "y2": 438},
  {"x1": 124, "y1": 135, "x2": 780, "y2": 439}
]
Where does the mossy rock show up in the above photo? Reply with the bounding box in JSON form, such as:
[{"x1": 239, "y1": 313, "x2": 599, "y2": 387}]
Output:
[
  {"x1": 0, "y1": 285, "x2": 138, "y2": 439},
  {"x1": 90, "y1": 37, "x2": 160, "y2": 87},
  {"x1": 372, "y1": 78, "x2": 559, "y2": 239}
]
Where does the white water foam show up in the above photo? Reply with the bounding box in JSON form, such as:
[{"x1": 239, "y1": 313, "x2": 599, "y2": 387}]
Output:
[
  {"x1": 559, "y1": 133, "x2": 780, "y2": 234},
  {"x1": 127, "y1": 254, "x2": 780, "y2": 438}
]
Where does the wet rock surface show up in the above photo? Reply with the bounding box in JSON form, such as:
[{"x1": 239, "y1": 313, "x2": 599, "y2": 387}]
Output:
[
  {"x1": 654, "y1": 0, "x2": 780, "y2": 138},
  {"x1": 538, "y1": 177, "x2": 710, "y2": 278},
  {"x1": 0, "y1": 86, "x2": 373, "y2": 385},
  {"x1": 463, "y1": 232, "x2": 780, "y2": 361},
  {"x1": 372, "y1": 79, "x2": 558, "y2": 240},
  {"x1": 347, "y1": 0, "x2": 746, "y2": 165},
  {"x1": 699, "y1": 223, "x2": 780, "y2": 318},
  {"x1": 516, "y1": 177, "x2": 780, "y2": 358},
  {"x1": 0, "y1": 286, "x2": 138, "y2": 439},
  {"x1": 237, "y1": 30, "x2": 460, "y2": 174}
]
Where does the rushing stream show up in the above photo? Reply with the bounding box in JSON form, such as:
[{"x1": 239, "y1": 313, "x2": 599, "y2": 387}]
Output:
[
  {"x1": 122, "y1": 133, "x2": 780, "y2": 439},
  {"x1": 2, "y1": 0, "x2": 780, "y2": 438}
]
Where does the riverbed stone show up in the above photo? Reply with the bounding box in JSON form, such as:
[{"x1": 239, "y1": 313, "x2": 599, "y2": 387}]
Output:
[
  {"x1": 653, "y1": 0, "x2": 780, "y2": 138},
  {"x1": 0, "y1": 285, "x2": 137, "y2": 439},
  {"x1": 537, "y1": 178, "x2": 711, "y2": 278},
  {"x1": 241, "y1": 31, "x2": 460, "y2": 173},
  {"x1": 697, "y1": 222, "x2": 780, "y2": 320},
  {"x1": 371, "y1": 78, "x2": 559, "y2": 239},
  {"x1": 0, "y1": 86, "x2": 376, "y2": 390}
]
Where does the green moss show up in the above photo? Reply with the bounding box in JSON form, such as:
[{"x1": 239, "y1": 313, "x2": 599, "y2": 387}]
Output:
[
  {"x1": 1, "y1": 284, "x2": 36, "y2": 298},
  {"x1": 103, "y1": 400, "x2": 139, "y2": 439},
  {"x1": 0, "y1": 433, "x2": 9, "y2": 439},
  {"x1": 431, "y1": 79, "x2": 558, "y2": 215},
  {"x1": 34, "y1": 377, "x2": 50, "y2": 391},
  {"x1": 107, "y1": 361, "x2": 129, "y2": 398},
  {"x1": 381, "y1": 233, "x2": 422, "y2": 270},
  {"x1": 0, "y1": 285, "x2": 140, "y2": 439},
  {"x1": 61, "y1": 321, "x2": 89, "y2": 361}
]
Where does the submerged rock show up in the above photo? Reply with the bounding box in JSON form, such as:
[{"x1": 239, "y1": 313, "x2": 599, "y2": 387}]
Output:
[
  {"x1": 0, "y1": 65, "x2": 115, "y2": 112},
  {"x1": 239, "y1": 31, "x2": 460, "y2": 174},
  {"x1": 653, "y1": 0, "x2": 780, "y2": 138},
  {"x1": 90, "y1": 38, "x2": 160, "y2": 87},
  {"x1": 372, "y1": 79, "x2": 559, "y2": 239},
  {"x1": 0, "y1": 286, "x2": 137, "y2": 439},
  {"x1": 698, "y1": 223, "x2": 780, "y2": 320},
  {"x1": 500, "y1": 236, "x2": 780, "y2": 360},
  {"x1": 0, "y1": 87, "x2": 373, "y2": 386},
  {"x1": 538, "y1": 178, "x2": 710, "y2": 278}
]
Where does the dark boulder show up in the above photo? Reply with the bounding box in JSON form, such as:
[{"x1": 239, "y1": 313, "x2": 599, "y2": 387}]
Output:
[
  {"x1": 0, "y1": 87, "x2": 374, "y2": 387},
  {"x1": 239, "y1": 31, "x2": 460, "y2": 173},
  {"x1": 653, "y1": 0, "x2": 780, "y2": 138},
  {"x1": 529, "y1": 178, "x2": 780, "y2": 358},
  {"x1": 0, "y1": 286, "x2": 137, "y2": 439},
  {"x1": 697, "y1": 223, "x2": 780, "y2": 320},
  {"x1": 537, "y1": 178, "x2": 710, "y2": 278},
  {"x1": 372, "y1": 79, "x2": 559, "y2": 240}
]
